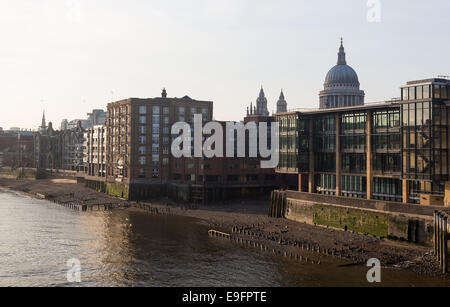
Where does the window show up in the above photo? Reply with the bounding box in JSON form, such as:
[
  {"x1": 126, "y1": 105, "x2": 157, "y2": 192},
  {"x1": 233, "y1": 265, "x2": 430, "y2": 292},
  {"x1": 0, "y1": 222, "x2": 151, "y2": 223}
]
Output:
[
  {"x1": 315, "y1": 174, "x2": 336, "y2": 194},
  {"x1": 153, "y1": 115, "x2": 160, "y2": 124},
  {"x1": 179, "y1": 107, "x2": 185, "y2": 115},
  {"x1": 139, "y1": 146, "x2": 146, "y2": 155},
  {"x1": 139, "y1": 136, "x2": 146, "y2": 145},
  {"x1": 163, "y1": 107, "x2": 169, "y2": 115},
  {"x1": 342, "y1": 153, "x2": 366, "y2": 173},
  {"x1": 341, "y1": 176, "x2": 366, "y2": 198},
  {"x1": 441, "y1": 86, "x2": 448, "y2": 99},
  {"x1": 139, "y1": 126, "x2": 146, "y2": 134},
  {"x1": 409, "y1": 87, "x2": 416, "y2": 100},
  {"x1": 139, "y1": 156, "x2": 146, "y2": 165},
  {"x1": 434, "y1": 85, "x2": 441, "y2": 99},
  {"x1": 416, "y1": 86, "x2": 423, "y2": 100},
  {"x1": 152, "y1": 135, "x2": 159, "y2": 144},
  {"x1": 139, "y1": 106, "x2": 147, "y2": 114},
  {"x1": 153, "y1": 106, "x2": 160, "y2": 114},
  {"x1": 402, "y1": 88, "x2": 409, "y2": 101},
  {"x1": 152, "y1": 154, "x2": 160, "y2": 166},
  {"x1": 139, "y1": 116, "x2": 146, "y2": 124},
  {"x1": 139, "y1": 168, "x2": 146, "y2": 178},
  {"x1": 423, "y1": 85, "x2": 430, "y2": 99}
]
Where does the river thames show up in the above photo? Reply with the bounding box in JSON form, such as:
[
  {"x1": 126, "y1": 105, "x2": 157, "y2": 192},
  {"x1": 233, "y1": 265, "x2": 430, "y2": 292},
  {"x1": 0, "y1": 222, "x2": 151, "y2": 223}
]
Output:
[{"x1": 0, "y1": 190, "x2": 448, "y2": 287}]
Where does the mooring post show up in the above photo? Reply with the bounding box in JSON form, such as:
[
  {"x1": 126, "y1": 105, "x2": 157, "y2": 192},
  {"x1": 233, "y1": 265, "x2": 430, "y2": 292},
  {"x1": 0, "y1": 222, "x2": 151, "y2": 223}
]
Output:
[
  {"x1": 443, "y1": 216, "x2": 448, "y2": 273},
  {"x1": 438, "y1": 212, "x2": 442, "y2": 262},
  {"x1": 434, "y1": 211, "x2": 438, "y2": 256},
  {"x1": 439, "y1": 213, "x2": 444, "y2": 265}
]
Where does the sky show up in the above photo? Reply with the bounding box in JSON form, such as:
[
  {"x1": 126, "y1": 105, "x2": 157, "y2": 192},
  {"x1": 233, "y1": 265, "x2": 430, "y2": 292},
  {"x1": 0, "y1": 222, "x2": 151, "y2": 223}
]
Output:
[{"x1": 1, "y1": 0, "x2": 450, "y2": 130}]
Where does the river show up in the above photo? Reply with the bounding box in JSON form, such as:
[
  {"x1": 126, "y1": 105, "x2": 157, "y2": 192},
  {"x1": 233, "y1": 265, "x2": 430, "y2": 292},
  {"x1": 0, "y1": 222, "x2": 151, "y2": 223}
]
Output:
[{"x1": 0, "y1": 190, "x2": 448, "y2": 287}]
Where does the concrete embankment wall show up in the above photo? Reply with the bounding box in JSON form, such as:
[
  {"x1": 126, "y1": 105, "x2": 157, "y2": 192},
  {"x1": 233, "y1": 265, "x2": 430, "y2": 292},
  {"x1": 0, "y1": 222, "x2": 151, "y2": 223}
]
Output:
[
  {"x1": 270, "y1": 190, "x2": 450, "y2": 245},
  {"x1": 0, "y1": 167, "x2": 36, "y2": 179}
]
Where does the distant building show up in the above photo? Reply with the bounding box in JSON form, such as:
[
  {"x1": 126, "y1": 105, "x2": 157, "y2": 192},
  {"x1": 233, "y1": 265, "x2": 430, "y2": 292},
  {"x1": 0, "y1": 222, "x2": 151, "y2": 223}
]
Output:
[
  {"x1": 0, "y1": 130, "x2": 34, "y2": 168},
  {"x1": 34, "y1": 116, "x2": 86, "y2": 171},
  {"x1": 319, "y1": 39, "x2": 365, "y2": 109},
  {"x1": 87, "y1": 109, "x2": 107, "y2": 127},
  {"x1": 66, "y1": 109, "x2": 107, "y2": 130},
  {"x1": 33, "y1": 122, "x2": 63, "y2": 170},
  {"x1": 60, "y1": 119, "x2": 68, "y2": 131},
  {"x1": 39, "y1": 111, "x2": 47, "y2": 134},
  {"x1": 247, "y1": 87, "x2": 270, "y2": 117},
  {"x1": 276, "y1": 90, "x2": 288, "y2": 113},
  {"x1": 84, "y1": 125, "x2": 107, "y2": 178}
]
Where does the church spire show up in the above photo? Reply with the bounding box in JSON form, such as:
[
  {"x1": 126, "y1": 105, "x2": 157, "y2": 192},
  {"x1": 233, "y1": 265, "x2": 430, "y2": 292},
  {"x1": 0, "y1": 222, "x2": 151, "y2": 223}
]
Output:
[
  {"x1": 337, "y1": 37, "x2": 347, "y2": 65},
  {"x1": 41, "y1": 110, "x2": 46, "y2": 128},
  {"x1": 277, "y1": 89, "x2": 287, "y2": 113}
]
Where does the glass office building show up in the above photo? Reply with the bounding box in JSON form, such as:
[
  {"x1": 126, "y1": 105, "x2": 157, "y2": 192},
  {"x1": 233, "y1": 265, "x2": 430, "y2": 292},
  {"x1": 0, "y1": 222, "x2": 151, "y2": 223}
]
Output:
[{"x1": 276, "y1": 78, "x2": 449, "y2": 205}]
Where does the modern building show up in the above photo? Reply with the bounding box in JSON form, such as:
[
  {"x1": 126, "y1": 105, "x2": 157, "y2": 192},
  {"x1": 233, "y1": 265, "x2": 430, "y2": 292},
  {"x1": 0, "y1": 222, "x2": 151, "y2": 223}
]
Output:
[
  {"x1": 276, "y1": 42, "x2": 449, "y2": 206},
  {"x1": 104, "y1": 89, "x2": 213, "y2": 200},
  {"x1": 84, "y1": 125, "x2": 107, "y2": 178},
  {"x1": 66, "y1": 109, "x2": 107, "y2": 130}
]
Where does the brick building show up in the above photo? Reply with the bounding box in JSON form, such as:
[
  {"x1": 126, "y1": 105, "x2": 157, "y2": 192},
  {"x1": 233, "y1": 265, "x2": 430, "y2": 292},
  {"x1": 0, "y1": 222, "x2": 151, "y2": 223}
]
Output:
[
  {"x1": 0, "y1": 130, "x2": 34, "y2": 169},
  {"x1": 103, "y1": 89, "x2": 213, "y2": 199},
  {"x1": 169, "y1": 117, "x2": 281, "y2": 203}
]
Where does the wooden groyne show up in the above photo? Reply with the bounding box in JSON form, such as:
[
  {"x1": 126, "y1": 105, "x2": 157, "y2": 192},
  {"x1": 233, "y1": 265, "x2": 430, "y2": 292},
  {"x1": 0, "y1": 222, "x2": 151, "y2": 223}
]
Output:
[
  {"x1": 205, "y1": 226, "x2": 363, "y2": 265},
  {"x1": 434, "y1": 211, "x2": 449, "y2": 273},
  {"x1": 268, "y1": 190, "x2": 287, "y2": 218},
  {"x1": 37, "y1": 193, "x2": 127, "y2": 212}
]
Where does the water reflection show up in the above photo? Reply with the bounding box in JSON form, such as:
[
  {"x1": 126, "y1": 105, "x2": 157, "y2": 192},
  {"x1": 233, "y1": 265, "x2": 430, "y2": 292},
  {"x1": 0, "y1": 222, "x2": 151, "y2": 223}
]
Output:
[{"x1": 0, "y1": 190, "x2": 448, "y2": 287}]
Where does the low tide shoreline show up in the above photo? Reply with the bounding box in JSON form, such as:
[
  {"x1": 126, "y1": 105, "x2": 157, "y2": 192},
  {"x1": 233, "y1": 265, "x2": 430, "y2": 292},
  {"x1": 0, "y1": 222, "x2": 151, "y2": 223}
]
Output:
[{"x1": 0, "y1": 177, "x2": 448, "y2": 280}]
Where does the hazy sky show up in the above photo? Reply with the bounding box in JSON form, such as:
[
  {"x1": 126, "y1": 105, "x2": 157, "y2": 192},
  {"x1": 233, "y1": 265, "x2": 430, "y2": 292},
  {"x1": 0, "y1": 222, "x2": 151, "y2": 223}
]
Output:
[{"x1": 1, "y1": 0, "x2": 450, "y2": 130}]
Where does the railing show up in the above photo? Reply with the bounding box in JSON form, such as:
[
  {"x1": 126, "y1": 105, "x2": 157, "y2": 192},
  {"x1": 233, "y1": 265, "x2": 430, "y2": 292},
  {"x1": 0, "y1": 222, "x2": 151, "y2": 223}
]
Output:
[
  {"x1": 285, "y1": 99, "x2": 402, "y2": 113},
  {"x1": 434, "y1": 211, "x2": 449, "y2": 273}
]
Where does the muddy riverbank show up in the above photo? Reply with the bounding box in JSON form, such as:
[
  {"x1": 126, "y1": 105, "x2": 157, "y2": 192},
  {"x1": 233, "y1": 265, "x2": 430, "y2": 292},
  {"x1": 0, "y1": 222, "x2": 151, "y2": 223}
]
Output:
[{"x1": 0, "y1": 178, "x2": 448, "y2": 280}]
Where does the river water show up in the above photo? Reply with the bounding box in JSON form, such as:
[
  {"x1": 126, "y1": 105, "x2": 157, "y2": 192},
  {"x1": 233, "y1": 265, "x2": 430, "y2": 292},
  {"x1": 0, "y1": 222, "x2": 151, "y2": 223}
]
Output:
[{"x1": 0, "y1": 190, "x2": 448, "y2": 287}]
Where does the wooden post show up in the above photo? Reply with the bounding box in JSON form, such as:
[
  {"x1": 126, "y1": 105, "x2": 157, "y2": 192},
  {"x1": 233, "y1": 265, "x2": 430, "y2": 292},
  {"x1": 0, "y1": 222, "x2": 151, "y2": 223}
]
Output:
[
  {"x1": 440, "y1": 214, "x2": 444, "y2": 268},
  {"x1": 434, "y1": 211, "x2": 438, "y2": 256},
  {"x1": 443, "y1": 216, "x2": 448, "y2": 273},
  {"x1": 438, "y1": 213, "x2": 442, "y2": 262}
]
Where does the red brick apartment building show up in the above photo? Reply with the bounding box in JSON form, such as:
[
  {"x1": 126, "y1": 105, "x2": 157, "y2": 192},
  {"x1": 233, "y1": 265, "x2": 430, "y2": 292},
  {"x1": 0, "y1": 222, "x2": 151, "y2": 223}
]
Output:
[
  {"x1": 169, "y1": 115, "x2": 283, "y2": 203},
  {"x1": 98, "y1": 89, "x2": 214, "y2": 200}
]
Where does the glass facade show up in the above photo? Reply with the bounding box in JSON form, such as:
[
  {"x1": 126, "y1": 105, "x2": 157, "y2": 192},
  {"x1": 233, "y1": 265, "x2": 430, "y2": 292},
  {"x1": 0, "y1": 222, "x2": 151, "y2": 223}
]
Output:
[
  {"x1": 402, "y1": 101, "x2": 448, "y2": 182},
  {"x1": 276, "y1": 80, "x2": 449, "y2": 204},
  {"x1": 373, "y1": 177, "x2": 402, "y2": 202},
  {"x1": 315, "y1": 174, "x2": 336, "y2": 195},
  {"x1": 341, "y1": 175, "x2": 366, "y2": 198}
]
